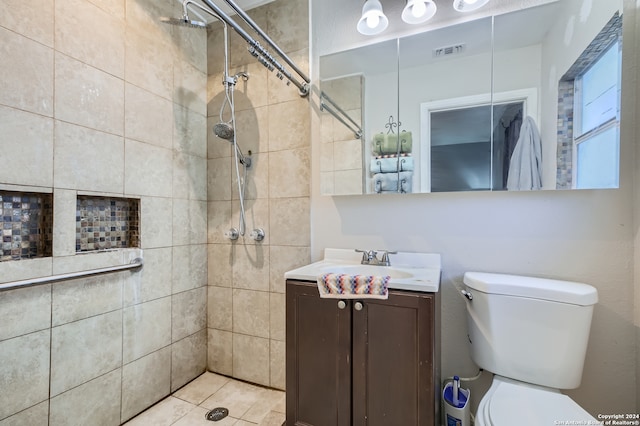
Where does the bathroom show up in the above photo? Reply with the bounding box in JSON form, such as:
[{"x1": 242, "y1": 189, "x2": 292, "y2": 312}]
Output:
[{"x1": 0, "y1": 0, "x2": 638, "y2": 425}]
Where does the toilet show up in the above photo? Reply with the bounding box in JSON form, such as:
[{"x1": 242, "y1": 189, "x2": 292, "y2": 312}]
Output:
[{"x1": 462, "y1": 272, "x2": 598, "y2": 425}]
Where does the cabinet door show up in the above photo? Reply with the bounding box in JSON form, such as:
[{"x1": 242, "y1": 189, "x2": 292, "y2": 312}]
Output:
[
  {"x1": 352, "y1": 291, "x2": 436, "y2": 426},
  {"x1": 286, "y1": 280, "x2": 352, "y2": 426}
]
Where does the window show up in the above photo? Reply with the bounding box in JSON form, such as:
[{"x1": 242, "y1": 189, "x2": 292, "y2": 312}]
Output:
[{"x1": 573, "y1": 41, "x2": 621, "y2": 189}]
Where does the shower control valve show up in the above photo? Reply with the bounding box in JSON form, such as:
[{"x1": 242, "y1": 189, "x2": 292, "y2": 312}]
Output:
[
  {"x1": 225, "y1": 228, "x2": 239, "y2": 241},
  {"x1": 249, "y1": 228, "x2": 265, "y2": 242}
]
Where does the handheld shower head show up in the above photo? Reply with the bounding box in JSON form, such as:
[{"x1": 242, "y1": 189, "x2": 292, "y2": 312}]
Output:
[
  {"x1": 213, "y1": 122, "x2": 235, "y2": 141},
  {"x1": 160, "y1": 15, "x2": 208, "y2": 29}
]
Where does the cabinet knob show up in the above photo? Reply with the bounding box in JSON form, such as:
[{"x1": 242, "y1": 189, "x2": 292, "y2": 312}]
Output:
[
  {"x1": 337, "y1": 300, "x2": 347, "y2": 310},
  {"x1": 354, "y1": 301, "x2": 363, "y2": 311}
]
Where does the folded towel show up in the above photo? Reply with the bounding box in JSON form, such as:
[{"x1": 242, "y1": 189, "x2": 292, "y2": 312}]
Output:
[
  {"x1": 372, "y1": 171, "x2": 413, "y2": 193},
  {"x1": 372, "y1": 131, "x2": 413, "y2": 155},
  {"x1": 370, "y1": 156, "x2": 414, "y2": 173},
  {"x1": 317, "y1": 273, "x2": 390, "y2": 299},
  {"x1": 374, "y1": 153, "x2": 412, "y2": 159}
]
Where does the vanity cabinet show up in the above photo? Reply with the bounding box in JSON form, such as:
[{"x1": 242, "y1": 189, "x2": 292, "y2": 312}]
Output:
[{"x1": 285, "y1": 279, "x2": 440, "y2": 426}]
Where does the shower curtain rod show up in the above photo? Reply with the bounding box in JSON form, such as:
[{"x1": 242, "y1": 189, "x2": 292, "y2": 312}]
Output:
[
  {"x1": 320, "y1": 91, "x2": 362, "y2": 139},
  {"x1": 201, "y1": 0, "x2": 310, "y2": 97}
]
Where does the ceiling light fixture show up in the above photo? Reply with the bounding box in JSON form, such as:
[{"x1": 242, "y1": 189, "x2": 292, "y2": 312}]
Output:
[
  {"x1": 357, "y1": 0, "x2": 389, "y2": 35},
  {"x1": 402, "y1": 0, "x2": 437, "y2": 24},
  {"x1": 453, "y1": 0, "x2": 490, "y2": 13}
]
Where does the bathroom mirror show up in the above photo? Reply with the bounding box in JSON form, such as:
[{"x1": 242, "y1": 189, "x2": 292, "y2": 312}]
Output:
[{"x1": 318, "y1": 0, "x2": 623, "y2": 195}]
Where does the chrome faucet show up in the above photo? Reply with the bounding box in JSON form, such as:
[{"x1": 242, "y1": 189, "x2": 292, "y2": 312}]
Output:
[{"x1": 355, "y1": 249, "x2": 397, "y2": 266}]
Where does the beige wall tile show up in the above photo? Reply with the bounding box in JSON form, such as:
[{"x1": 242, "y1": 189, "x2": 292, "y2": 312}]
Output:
[
  {"x1": 269, "y1": 197, "x2": 310, "y2": 246},
  {"x1": 208, "y1": 328, "x2": 233, "y2": 376},
  {"x1": 207, "y1": 71, "x2": 225, "y2": 119},
  {"x1": 320, "y1": 171, "x2": 335, "y2": 195},
  {"x1": 50, "y1": 311, "x2": 122, "y2": 396},
  {"x1": 173, "y1": 153, "x2": 207, "y2": 201},
  {"x1": 232, "y1": 153, "x2": 269, "y2": 201},
  {"x1": 124, "y1": 139, "x2": 173, "y2": 198},
  {"x1": 125, "y1": 28, "x2": 173, "y2": 100},
  {"x1": 88, "y1": 0, "x2": 125, "y2": 20},
  {"x1": 207, "y1": 201, "x2": 232, "y2": 244},
  {"x1": 232, "y1": 198, "x2": 270, "y2": 245},
  {"x1": 0, "y1": 401, "x2": 48, "y2": 426},
  {"x1": 0, "y1": 28, "x2": 53, "y2": 116},
  {"x1": 52, "y1": 274, "x2": 123, "y2": 326},
  {"x1": 54, "y1": 121, "x2": 124, "y2": 193},
  {"x1": 270, "y1": 339, "x2": 285, "y2": 390},
  {"x1": 233, "y1": 333, "x2": 269, "y2": 386},
  {"x1": 208, "y1": 286, "x2": 232, "y2": 331},
  {"x1": 173, "y1": 105, "x2": 207, "y2": 158},
  {"x1": 229, "y1": 9, "x2": 268, "y2": 69},
  {"x1": 266, "y1": 0, "x2": 309, "y2": 54},
  {"x1": 52, "y1": 250, "x2": 121, "y2": 275},
  {"x1": 55, "y1": 53, "x2": 124, "y2": 135},
  {"x1": 268, "y1": 99, "x2": 311, "y2": 152},
  {"x1": 208, "y1": 244, "x2": 233, "y2": 287},
  {"x1": 232, "y1": 289, "x2": 269, "y2": 338},
  {"x1": 124, "y1": 0, "x2": 173, "y2": 41},
  {"x1": 0, "y1": 285, "x2": 51, "y2": 342},
  {"x1": 208, "y1": 157, "x2": 232, "y2": 201},
  {"x1": 52, "y1": 189, "x2": 76, "y2": 257},
  {"x1": 125, "y1": 84, "x2": 173, "y2": 149},
  {"x1": 334, "y1": 169, "x2": 363, "y2": 195},
  {"x1": 171, "y1": 287, "x2": 207, "y2": 342},
  {"x1": 174, "y1": 60, "x2": 207, "y2": 116},
  {"x1": 269, "y1": 245, "x2": 310, "y2": 293},
  {"x1": 121, "y1": 347, "x2": 171, "y2": 422},
  {"x1": 140, "y1": 197, "x2": 174, "y2": 249},
  {"x1": 171, "y1": 329, "x2": 207, "y2": 392},
  {"x1": 0, "y1": 330, "x2": 50, "y2": 420},
  {"x1": 172, "y1": 200, "x2": 207, "y2": 246},
  {"x1": 55, "y1": 0, "x2": 124, "y2": 78},
  {"x1": 267, "y1": 48, "x2": 309, "y2": 104},
  {"x1": 268, "y1": 148, "x2": 310, "y2": 198},
  {"x1": 0, "y1": 0, "x2": 54, "y2": 46},
  {"x1": 232, "y1": 63, "x2": 269, "y2": 112},
  {"x1": 334, "y1": 139, "x2": 363, "y2": 171},
  {"x1": 320, "y1": 141, "x2": 334, "y2": 172},
  {"x1": 171, "y1": 21, "x2": 207, "y2": 74},
  {"x1": 123, "y1": 247, "x2": 172, "y2": 306},
  {"x1": 0, "y1": 106, "x2": 53, "y2": 188},
  {"x1": 269, "y1": 293, "x2": 285, "y2": 341},
  {"x1": 49, "y1": 369, "x2": 121, "y2": 426},
  {"x1": 0, "y1": 258, "x2": 52, "y2": 285},
  {"x1": 123, "y1": 296, "x2": 171, "y2": 363},
  {"x1": 235, "y1": 107, "x2": 269, "y2": 154},
  {"x1": 172, "y1": 244, "x2": 208, "y2": 293},
  {"x1": 232, "y1": 244, "x2": 269, "y2": 291}
]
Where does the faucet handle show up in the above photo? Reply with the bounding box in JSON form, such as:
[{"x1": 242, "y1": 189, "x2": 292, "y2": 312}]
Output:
[
  {"x1": 379, "y1": 250, "x2": 397, "y2": 266},
  {"x1": 355, "y1": 249, "x2": 370, "y2": 264}
]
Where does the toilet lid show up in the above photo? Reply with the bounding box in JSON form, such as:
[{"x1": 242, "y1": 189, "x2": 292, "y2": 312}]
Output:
[{"x1": 486, "y1": 380, "x2": 595, "y2": 425}]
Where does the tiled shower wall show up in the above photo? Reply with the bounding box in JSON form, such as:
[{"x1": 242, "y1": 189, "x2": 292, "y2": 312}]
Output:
[
  {"x1": 206, "y1": 0, "x2": 311, "y2": 390},
  {"x1": 0, "y1": 0, "x2": 208, "y2": 424}
]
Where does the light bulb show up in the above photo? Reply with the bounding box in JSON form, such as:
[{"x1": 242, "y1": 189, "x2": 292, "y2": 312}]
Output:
[
  {"x1": 412, "y1": 0, "x2": 427, "y2": 17},
  {"x1": 366, "y1": 13, "x2": 380, "y2": 29}
]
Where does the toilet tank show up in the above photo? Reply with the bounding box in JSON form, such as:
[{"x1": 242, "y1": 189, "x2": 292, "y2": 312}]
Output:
[{"x1": 463, "y1": 272, "x2": 598, "y2": 389}]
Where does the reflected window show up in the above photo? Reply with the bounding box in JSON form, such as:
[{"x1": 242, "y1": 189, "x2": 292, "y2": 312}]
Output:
[{"x1": 574, "y1": 41, "x2": 621, "y2": 189}]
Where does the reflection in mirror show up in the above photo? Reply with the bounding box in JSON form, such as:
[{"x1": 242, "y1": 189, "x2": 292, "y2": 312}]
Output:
[
  {"x1": 493, "y1": 0, "x2": 622, "y2": 190},
  {"x1": 318, "y1": 0, "x2": 624, "y2": 195}
]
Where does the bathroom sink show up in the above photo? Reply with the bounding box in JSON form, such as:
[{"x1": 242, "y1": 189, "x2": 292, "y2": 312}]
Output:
[
  {"x1": 285, "y1": 248, "x2": 441, "y2": 293},
  {"x1": 320, "y1": 265, "x2": 413, "y2": 279}
]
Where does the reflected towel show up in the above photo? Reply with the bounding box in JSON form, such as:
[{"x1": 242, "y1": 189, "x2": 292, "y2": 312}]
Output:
[
  {"x1": 372, "y1": 131, "x2": 413, "y2": 155},
  {"x1": 370, "y1": 156, "x2": 414, "y2": 173},
  {"x1": 372, "y1": 171, "x2": 413, "y2": 193},
  {"x1": 506, "y1": 116, "x2": 542, "y2": 190},
  {"x1": 317, "y1": 273, "x2": 390, "y2": 299}
]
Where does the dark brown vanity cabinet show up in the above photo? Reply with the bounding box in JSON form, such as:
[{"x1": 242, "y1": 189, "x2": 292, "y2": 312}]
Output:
[{"x1": 285, "y1": 279, "x2": 440, "y2": 426}]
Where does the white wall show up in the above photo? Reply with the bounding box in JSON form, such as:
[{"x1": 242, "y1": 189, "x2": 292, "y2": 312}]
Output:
[{"x1": 311, "y1": 0, "x2": 639, "y2": 417}]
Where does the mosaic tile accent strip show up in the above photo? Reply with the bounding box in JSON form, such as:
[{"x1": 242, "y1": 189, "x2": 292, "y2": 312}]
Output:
[
  {"x1": 556, "y1": 12, "x2": 622, "y2": 189},
  {"x1": 76, "y1": 196, "x2": 139, "y2": 252},
  {"x1": 0, "y1": 191, "x2": 53, "y2": 262}
]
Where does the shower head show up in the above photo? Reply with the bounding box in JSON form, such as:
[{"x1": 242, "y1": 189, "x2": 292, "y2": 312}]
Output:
[
  {"x1": 213, "y1": 122, "x2": 235, "y2": 141},
  {"x1": 160, "y1": 15, "x2": 208, "y2": 29}
]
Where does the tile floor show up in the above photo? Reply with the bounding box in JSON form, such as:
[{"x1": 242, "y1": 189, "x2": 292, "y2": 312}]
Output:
[{"x1": 124, "y1": 372, "x2": 285, "y2": 426}]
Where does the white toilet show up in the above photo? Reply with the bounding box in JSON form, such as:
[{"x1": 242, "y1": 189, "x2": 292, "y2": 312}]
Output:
[{"x1": 462, "y1": 272, "x2": 598, "y2": 425}]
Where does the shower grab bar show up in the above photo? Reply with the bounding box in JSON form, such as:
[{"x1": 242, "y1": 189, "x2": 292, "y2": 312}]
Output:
[
  {"x1": 0, "y1": 258, "x2": 144, "y2": 292},
  {"x1": 320, "y1": 91, "x2": 363, "y2": 139},
  {"x1": 201, "y1": 0, "x2": 310, "y2": 97}
]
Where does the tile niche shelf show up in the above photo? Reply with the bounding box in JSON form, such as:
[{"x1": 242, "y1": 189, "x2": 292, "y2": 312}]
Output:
[{"x1": 76, "y1": 196, "x2": 140, "y2": 253}]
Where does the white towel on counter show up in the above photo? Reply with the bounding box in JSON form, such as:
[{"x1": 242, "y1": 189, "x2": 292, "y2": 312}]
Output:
[
  {"x1": 372, "y1": 171, "x2": 413, "y2": 193},
  {"x1": 370, "y1": 156, "x2": 414, "y2": 174}
]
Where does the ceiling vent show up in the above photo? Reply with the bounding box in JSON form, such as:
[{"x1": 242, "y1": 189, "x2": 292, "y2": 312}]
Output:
[{"x1": 433, "y1": 43, "x2": 466, "y2": 58}]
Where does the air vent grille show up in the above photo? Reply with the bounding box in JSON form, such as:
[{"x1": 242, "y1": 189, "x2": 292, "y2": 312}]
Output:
[{"x1": 433, "y1": 44, "x2": 466, "y2": 58}]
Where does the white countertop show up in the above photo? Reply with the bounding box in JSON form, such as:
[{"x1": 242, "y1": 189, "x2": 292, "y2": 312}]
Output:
[{"x1": 285, "y1": 248, "x2": 441, "y2": 293}]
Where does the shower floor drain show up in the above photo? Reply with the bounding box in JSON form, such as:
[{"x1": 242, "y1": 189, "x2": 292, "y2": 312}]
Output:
[{"x1": 205, "y1": 407, "x2": 229, "y2": 422}]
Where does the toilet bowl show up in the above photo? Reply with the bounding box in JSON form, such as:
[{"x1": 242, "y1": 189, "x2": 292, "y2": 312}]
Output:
[
  {"x1": 475, "y1": 376, "x2": 595, "y2": 426},
  {"x1": 462, "y1": 272, "x2": 599, "y2": 426}
]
